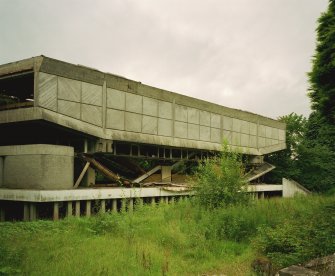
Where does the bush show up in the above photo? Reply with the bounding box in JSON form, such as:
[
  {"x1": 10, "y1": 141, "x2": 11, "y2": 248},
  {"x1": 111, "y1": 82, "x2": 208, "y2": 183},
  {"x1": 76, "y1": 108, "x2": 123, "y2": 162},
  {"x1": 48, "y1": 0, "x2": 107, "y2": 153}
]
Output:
[{"x1": 192, "y1": 143, "x2": 249, "y2": 209}]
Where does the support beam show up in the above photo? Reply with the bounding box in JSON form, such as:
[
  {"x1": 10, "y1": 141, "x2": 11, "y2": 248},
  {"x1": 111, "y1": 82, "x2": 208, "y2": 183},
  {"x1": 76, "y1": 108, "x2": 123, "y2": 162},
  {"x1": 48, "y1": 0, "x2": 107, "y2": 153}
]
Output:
[
  {"x1": 74, "y1": 162, "x2": 90, "y2": 188},
  {"x1": 23, "y1": 203, "x2": 29, "y2": 221},
  {"x1": 133, "y1": 165, "x2": 161, "y2": 184},
  {"x1": 86, "y1": 201, "x2": 91, "y2": 217},
  {"x1": 128, "y1": 198, "x2": 134, "y2": 213},
  {"x1": 161, "y1": 166, "x2": 172, "y2": 182},
  {"x1": 75, "y1": 201, "x2": 80, "y2": 217},
  {"x1": 67, "y1": 201, "x2": 72, "y2": 217},
  {"x1": 53, "y1": 202, "x2": 59, "y2": 221},
  {"x1": 29, "y1": 203, "x2": 37, "y2": 221},
  {"x1": 112, "y1": 199, "x2": 117, "y2": 212},
  {"x1": 100, "y1": 200, "x2": 106, "y2": 214}
]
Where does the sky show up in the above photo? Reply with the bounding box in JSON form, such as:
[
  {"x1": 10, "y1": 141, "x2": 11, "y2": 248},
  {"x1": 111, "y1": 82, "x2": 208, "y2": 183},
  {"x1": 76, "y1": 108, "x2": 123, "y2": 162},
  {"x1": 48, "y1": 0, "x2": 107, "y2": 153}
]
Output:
[{"x1": 0, "y1": 0, "x2": 329, "y2": 119}]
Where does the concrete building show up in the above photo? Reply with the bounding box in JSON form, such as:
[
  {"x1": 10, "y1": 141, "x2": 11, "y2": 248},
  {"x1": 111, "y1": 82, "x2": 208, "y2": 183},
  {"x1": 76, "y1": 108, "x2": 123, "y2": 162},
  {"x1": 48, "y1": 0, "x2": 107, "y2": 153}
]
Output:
[{"x1": 0, "y1": 56, "x2": 302, "y2": 221}]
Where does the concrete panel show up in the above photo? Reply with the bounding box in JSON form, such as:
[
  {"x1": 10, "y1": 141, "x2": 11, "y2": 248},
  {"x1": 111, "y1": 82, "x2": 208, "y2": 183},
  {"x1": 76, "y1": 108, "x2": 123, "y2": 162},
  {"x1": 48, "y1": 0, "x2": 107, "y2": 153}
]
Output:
[
  {"x1": 199, "y1": 110, "x2": 210, "y2": 126},
  {"x1": 200, "y1": 126, "x2": 210, "y2": 141},
  {"x1": 125, "y1": 112, "x2": 142, "y2": 132},
  {"x1": 279, "y1": 129, "x2": 285, "y2": 141},
  {"x1": 265, "y1": 138, "x2": 272, "y2": 146},
  {"x1": 58, "y1": 77, "x2": 81, "y2": 102},
  {"x1": 211, "y1": 128, "x2": 221, "y2": 143},
  {"x1": 106, "y1": 109, "x2": 124, "y2": 130},
  {"x1": 211, "y1": 113, "x2": 221, "y2": 128},
  {"x1": 158, "y1": 118, "x2": 172, "y2": 136},
  {"x1": 241, "y1": 120, "x2": 250, "y2": 134},
  {"x1": 174, "y1": 121, "x2": 187, "y2": 138},
  {"x1": 159, "y1": 101, "x2": 172, "y2": 119},
  {"x1": 82, "y1": 104, "x2": 102, "y2": 126},
  {"x1": 1, "y1": 145, "x2": 73, "y2": 190},
  {"x1": 233, "y1": 118, "x2": 241, "y2": 133},
  {"x1": 175, "y1": 105, "x2": 188, "y2": 122},
  {"x1": 232, "y1": 132, "x2": 241, "y2": 146},
  {"x1": 271, "y1": 139, "x2": 277, "y2": 145},
  {"x1": 265, "y1": 126, "x2": 272, "y2": 138},
  {"x1": 188, "y1": 124, "x2": 200, "y2": 140},
  {"x1": 38, "y1": 72, "x2": 57, "y2": 111},
  {"x1": 250, "y1": 122, "x2": 257, "y2": 136},
  {"x1": 143, "y1": 97, "x2": 158, "y2": 117},
  {"x1": 142, "y1": 115, "x2": 158, "y2": 135},
  {"x1": 107, "y1": 88, "x2": 125, "y2": 110},
  {"x1": 82, "y1": 82, "x2": 103, "y2": 106},
  {"x1": 259, "y1": 125, "x2": 266, "y2": 137},
  {"x1": 249, "y1": 135, "x2": 257, "y2": 148},
  {"x1": 223, "y1": 116, "x2": 233, "y2": 130},
  {"x1": 188, "y1": 108, "x2": 199, "y2": 124},
  {"x1": 126, "y1": 93, "x2": 142, "y2": 114},
  {"x1": 58, "y1": 100, "x2": 80, "y2": 119},
  {"x1": 271, "y1": 128, "x2": 279, "y2": 139},
  {"x1": 223, "y1": 130, "x2": 232, "y2": 144},
  {"x1": 258, "y1": 137, "x2": 265, "y2": 148},
  {"x1": 241, "y1": 134, "x2": 249, "y2": 147}
]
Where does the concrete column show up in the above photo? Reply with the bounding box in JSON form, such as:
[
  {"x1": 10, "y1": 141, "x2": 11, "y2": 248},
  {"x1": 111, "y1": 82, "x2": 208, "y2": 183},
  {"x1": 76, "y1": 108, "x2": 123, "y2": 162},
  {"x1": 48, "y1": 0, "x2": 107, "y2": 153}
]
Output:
[
  {"x1": 0, "y1": 206, "x2": 5, "y2": 222},
  {"x1": 112, "y1": 199, "x2": 117, "y2": 212},
  {"x1": 67, "y1": 201, "x2": 72, "y2": 217},
  {"x1": 151, "y1": 197, "x2": 156, "y2": 206},
  {"x1": 75, "y1": 201, "x2": 80, "y2": 217},
  {"x1": 29, "y1": 203, "x2": 37, "y2": 221},
  {"x1": 53, "y1": 202, "x2": 59, "y2": 221},
  {"x1": 100, "y1": 200, "x2": 106, "y2": 214},
  {"x1": 170, "y1": 197, "x2": 175, "y2": 204},
  {"x1": 86, "y1": 201, "x2": 91, "y2": 217},
  {"x1": 165, "y1": 197, "x2": 169, "y2": 204},
  {"x1": 128, "y1": 198, "x2": 134, "y2": 213},
  {"x1": 83, "y1": 167, "x2": 96, "y2": 187},
  {"x1": 260, "y1": 192, "x2": 265, "y2": 199},
  {"x1": 23, "y1": 203, "x2": 30, "y2": 221},
  {"x1": 161, "y1": 166, "x2": 172, "y2": 182}
]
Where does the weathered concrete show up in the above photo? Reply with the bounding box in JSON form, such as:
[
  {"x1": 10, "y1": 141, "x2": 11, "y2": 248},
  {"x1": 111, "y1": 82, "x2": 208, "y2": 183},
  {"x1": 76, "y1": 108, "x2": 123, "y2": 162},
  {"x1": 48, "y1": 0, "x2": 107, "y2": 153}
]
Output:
[
  {"x1": 53, "y1": 202, "x2": 59, "y2": 220},
  {"x1": 0, "y1": 145, "x2": 74, "y2": 190},
  {"x1": 0, "y1": 56, "x2": 287, "y2": 156},
  {"x1": 282, "y1": 178, "x2": 311, "y2": 197}
]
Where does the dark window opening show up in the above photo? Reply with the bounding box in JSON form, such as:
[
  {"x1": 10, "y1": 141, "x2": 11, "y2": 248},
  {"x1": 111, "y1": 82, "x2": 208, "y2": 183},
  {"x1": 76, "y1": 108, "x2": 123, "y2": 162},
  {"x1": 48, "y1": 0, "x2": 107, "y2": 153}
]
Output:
[{"x1": 0, "y1": 71, "x2": 34, "y2": 109}]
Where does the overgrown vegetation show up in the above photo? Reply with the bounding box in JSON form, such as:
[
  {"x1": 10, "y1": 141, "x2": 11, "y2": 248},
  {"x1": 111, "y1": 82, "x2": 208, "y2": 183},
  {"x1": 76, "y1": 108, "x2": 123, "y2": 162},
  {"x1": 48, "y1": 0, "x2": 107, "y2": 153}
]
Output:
[
  {"x1": 0, "y1": 196, "x2": 334, "y2": 275},
  {"x1": 192, "y1": 143, "x2": 249, "y2": 209}
]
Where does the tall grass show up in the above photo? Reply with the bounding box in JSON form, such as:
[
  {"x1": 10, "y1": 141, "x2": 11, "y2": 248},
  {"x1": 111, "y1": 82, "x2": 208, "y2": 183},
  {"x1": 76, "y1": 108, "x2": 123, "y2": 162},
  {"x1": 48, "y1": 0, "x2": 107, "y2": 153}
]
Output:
[{"x1": 0, "y1": 195, "x2": 334, "y2": 275}]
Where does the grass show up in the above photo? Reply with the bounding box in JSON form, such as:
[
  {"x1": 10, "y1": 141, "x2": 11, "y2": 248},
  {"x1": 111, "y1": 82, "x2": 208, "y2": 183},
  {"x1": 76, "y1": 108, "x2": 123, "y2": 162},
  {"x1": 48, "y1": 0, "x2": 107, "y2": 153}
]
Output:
[{"x1": 0, "y1": 195, "x2": 334, "y2": 275}]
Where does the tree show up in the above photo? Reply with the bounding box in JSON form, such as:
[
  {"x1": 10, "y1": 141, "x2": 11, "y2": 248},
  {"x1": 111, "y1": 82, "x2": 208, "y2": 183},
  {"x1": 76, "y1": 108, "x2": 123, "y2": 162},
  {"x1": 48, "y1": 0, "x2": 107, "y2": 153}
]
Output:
[{"x1": 308, "y1": 0, "x2": 335, "y2": 124}]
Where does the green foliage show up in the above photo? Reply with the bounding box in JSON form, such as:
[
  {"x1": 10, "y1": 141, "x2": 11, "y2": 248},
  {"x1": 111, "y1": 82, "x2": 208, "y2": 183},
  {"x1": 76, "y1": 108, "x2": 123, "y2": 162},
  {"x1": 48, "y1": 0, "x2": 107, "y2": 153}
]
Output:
[
  {"x1": 266, "y1": 113, "x2": 307, "y2": 183},
  {"x1": 308, "y1": 0, "x2": 335, "y2": 124},
  {"x1": 192, "y1": 143, "x2": 249, "y2": 209}
]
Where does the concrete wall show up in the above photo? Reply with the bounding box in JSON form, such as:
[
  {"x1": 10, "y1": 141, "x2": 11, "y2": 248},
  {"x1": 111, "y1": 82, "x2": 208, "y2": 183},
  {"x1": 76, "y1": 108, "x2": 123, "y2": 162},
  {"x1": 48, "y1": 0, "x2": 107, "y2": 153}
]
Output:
[
  {"x1": 282, "y1": 178, "x2": 310, "y2": 197},
  {"x1": 0, "y1": 144, "x2": 74, "y2": 190}
]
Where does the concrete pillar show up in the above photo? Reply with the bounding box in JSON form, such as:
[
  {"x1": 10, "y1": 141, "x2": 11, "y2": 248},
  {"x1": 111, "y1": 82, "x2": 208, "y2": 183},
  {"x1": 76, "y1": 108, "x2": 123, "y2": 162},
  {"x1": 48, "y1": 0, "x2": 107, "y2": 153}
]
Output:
[
  {"x1": 0, "y1": 206, "x2": 5, "y2": 222},
  {"x1": 83, "y1": 167, "x2": 96, "y2": 187},
  {"x1": 260, "y1": 192, "x2": 265, "y2": 199},
  {"x1": 128, "y1": 198, "x2": 134, "y2": 213},
  {"x1": 112, "y1": 199, "x2": 117, "y2": 212},
  {"x1": 151, "y1": 197, "x2": 156, "y2": 206},
  {"x1": 165, "y1": 197, "x2": 169, "y2": 204},
  {"x1": 67, "y1": 201, "x2": 73, "y2": 217},
  {"x1": 53, "y1": 202, "x2": 59, "y2": 221},
  {"x1": 75, "y1": 201, "x2": 80, "y2": 217},
  {"x1": 170, "y1": 197, "x2": 175, "y2": 204},
  {"x1": 137, "y1": 198, "x2": 143, "y2": 208},
  {"x1": 161, "y1": 166, "x2": 172, "y2": 182},
  {"x1": 100, "y1": 200, "x2": 106, "y2": 214},
  {"x1": 86, "y1": 201, "x2": 91, "y2": 217},
  {"x1": 29, "y1": 203, "x2": 37, "y2": 221},
  {"x1": 23, "y1": 203, "x2": 30, "y2": 221}
]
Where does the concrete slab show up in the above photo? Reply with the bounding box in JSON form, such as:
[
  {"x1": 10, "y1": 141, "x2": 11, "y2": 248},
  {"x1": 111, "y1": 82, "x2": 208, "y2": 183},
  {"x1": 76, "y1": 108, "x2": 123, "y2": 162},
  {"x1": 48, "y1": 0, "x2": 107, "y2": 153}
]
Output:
[
  {"x1": 82, "y1": 82, "x2": 103, "y2": 106},
  {"x1": 58, "y1": 100, "x2": 81, "y2": 119},
  {"x1": 200, "y1": 126, "x2": 210, "y2": 141},
  {"x1": 159, "y1": 101, "x2": 172, "y2": 119},
  {"x1": 158, "y1": 118, "x2": 172, "y2": 136},
  {"x1": 223, "y1": 116, "x2": 233, "y2": 131},
  {"x1": 188, "y1": 124, "x2": 200, "y2": 140},
  {"x1": 233, "y1": 118, "x2": 241, "y2": 133},
  {"x1": 211, "y1": 128, "x2": 221, "y2": 143},
  {"x1": 107, "y1": 88, "x2": 125, "y2": 110},
  {"x1": 200, "y1": 110, "x2": 211, "y2": 126},
  {"x1": 142, "y1": 115, "x2": 158, "y2": 135},
  {"x1": 175, "y1": 104, "x2": 188, "y2": 122},
  {"x1": 38, "y1": 72, "x2": 57, "y2": 111},
  {"x1": 106, "y1": 109, "x2": 125, "y2": 130},
  {"x1": 143, "y1": 97, "x2": 158, "y2": 117},
  {"x1": 174, "y1": 121, "x2": 188, "y2": 138},
  {"x1": 58, "y1": 76, "x2": 81, "y2": 102},
  {"x1": 126, "y1": 93, "x2": 142, "y2": 113},
  {"x1": 241, "y1": 120, "x2": 250, "y2": 134},
  {"x1": 187, "y1": 107, "x2": 199, "y2": 124},
  {"x1": 125, "y1": 112, "x2": 142, "y2": 132},
  {"x1": 211, "y1": 113, "x2": 221, "y2": 128},
  {"x1": 241, "y1": 133, "x2": 249, "y2": 147}
]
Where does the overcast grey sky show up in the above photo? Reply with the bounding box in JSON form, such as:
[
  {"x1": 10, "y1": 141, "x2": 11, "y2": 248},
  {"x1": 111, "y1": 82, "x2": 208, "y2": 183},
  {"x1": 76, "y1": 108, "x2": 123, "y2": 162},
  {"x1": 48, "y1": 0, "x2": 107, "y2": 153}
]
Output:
[{"x1": 0, "y1": 0, "x2": 329, "y2": 119}]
